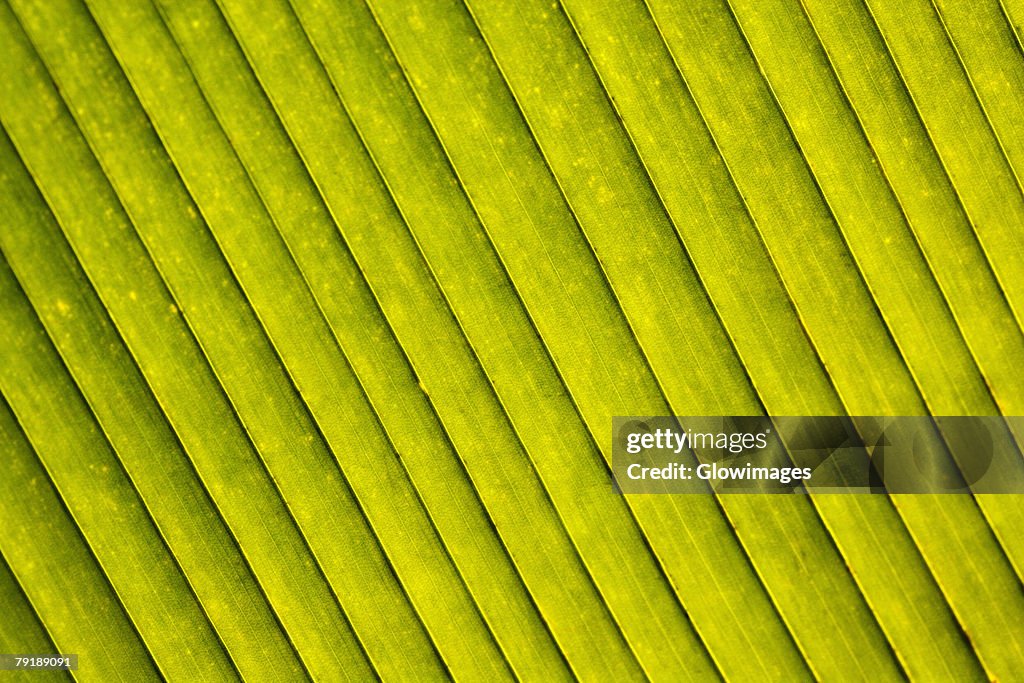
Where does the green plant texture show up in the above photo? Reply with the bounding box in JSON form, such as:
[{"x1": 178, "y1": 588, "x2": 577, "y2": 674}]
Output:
[{"x1": 1, "y1": 0, "x2": 1023, "y2": 680}]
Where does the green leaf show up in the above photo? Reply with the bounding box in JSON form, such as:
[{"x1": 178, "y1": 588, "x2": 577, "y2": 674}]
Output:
[
  {"x1": 0, "y1": 503, "x2": 71, "y2": 683},
  {"x1": 0, "y1": 346, "x2": 161, "y2": 681},
  {"x1": 0, "y1": 129, "x2": 305, "y2": 681},
  {"x1": 1, "y1": 0, "x2": 1022, "y2": 679},
  {"x1": 0, "y1": 246, "x2": 237, "y2": 680}
]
